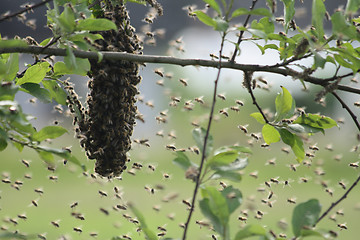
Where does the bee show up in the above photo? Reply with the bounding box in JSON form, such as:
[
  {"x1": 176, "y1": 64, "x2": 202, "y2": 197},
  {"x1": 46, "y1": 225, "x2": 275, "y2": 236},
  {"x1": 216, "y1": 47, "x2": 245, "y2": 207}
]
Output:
[
  {"x1": 9, "y1": 218, "x2": 18, "y2": 225},
  {"x1": 194, "y1": 96, "x2": 204, "y2": 104},
  {"x1": 98, "y1": 190, "x2": 108, "y2": 197},
  {"x1": 29, "y1": 98, "x2": 37, "y2": 104},
  {"x1": 267, "y1": 191, "x2": 274, "y2": 199},
  {"x1": 299, "y1": 177, "x2": 309, "y2": 183},
  {"x1": 219, "y1": 108, "x2": 229, "y2": 117},
  {"x1": 270, "y1": 177, "x2": 280, "y2": 184},
  {"x1": 287, "y1": 198, "x2": 297, "y2": 204},
  {"x1": 325, "y1": 188, "x2": 334, "y2": 196},
  {"x1": 179, "y1": 78, "x2": 188, "y2": 86},
  {"x1": 24, "y1": 174, "x2": 32, "y2": 179},
  {"x1": 306, "y1": 152, "x2": 315, "y2": 158},
  {"x1": 238, "y1": 125, "x2": 248, "y2": 133},
  {"x1": 144, "y1": 17, "x2": 153, "y2": 24},
  {"x1": 155, "y1": 116, "x2": 167, "y2": 123},
  {"x1": 157, "y1": 226, "x2": 167, "y2": 231},
  {"x1": 266, "y1": 158, "x2": 276, "y2": 166},
  {"x1": 148, "y1": 164, "x2": 156, "y2": 171},
  {"x1": 153, "y1": 205, "x2": 161, "y2": 211},
  {"x1": 337, "y1": 223, "x2": 347, "y2": 230},
  {"x1": 122, "y1": 235, "x2": 132, "y2": 240},
  {"x1": 51, "y1": 221, "x2": 60, "y2": 228},
  {"x1": 191, "y1": 121, "x2": 200, "y2": 127},
  {"x1": 278, "y1": 233, "x2": 287, "y2": 238},
  {"x1": 336, "y1": 209, "x2": 344, "y2": 216},
  {"x1": 314, "y1": 168, "x2": 325, "y2": 176},
  {"x1": 18, "y1": 214, "x2": 27, "y2": 220},
  {"x1": 157, "y1": 232, "x2": 166, "y2": 237},
  {"x1": 281, "y1": 147, "x2": 290, "y2": 154},
  {"x1": 196, "y1": 220, "x2": 210, "y2": 228},
  {"x1": 37, "y1": 234, "x2": 47, "y2": 240},
  {"x1": 145, "y1": 101, "x2": 155, "y2": 108},
  {"x1": 257, "y1": 187, "x2": 266, "y2": 192},
  {"x1": 309, "y1": 145, "x2": 319, "y2": 151},
  {"x1": 182, "y1": 199, "x2": 192, "y2": 208},
  {"x1": 156, "y1": 130, "x2": 164, "y2": 137},
  {"x1": 31, "y1": 199, "x2": 38, "y2": 207},
  {"x1": 236, "y1": 100, "x2": 244, "y2": 106},
  {"x1": 49, "y1": 175, "x2": 58, "y2": 181},
  {"x1": 2, "y1": 178, "x2": 11, "y2": 184},
  {"x1": 168, "y1": 131, "x2": 177, "y2": 139},
  {"x1": 250, "y1": 133, "x2": 260, "y2": 140},
  {"x1": 154, "y1": 68, "x2": 164, "y2": 77},
  {"x1": 73, "y1": 227, "x2": 82, "y2": 233},
  {"x1": 238, "y1": 216, "x2": 247, "y2": 222},
  {"x1": 265, "y1": 181, "x2": 271, "y2": 188},
  {"x1": 70, "y1": 202, "x2": 78, "y2": 209},
  {"x1": 100, "y1": 208, "x2": 109, "y2": 215},
  {"x1": 89, "y1": 232, "x2": 98, "y2": 237},
  {"x1": 220, "y1": 181, "x2": 227, "y2": 189},
  {"x1": 325, "y1": 144, "x2": 333, "y2": 151},
  {"x1": 163, "y1": 173, "x2": 170, "y2": 179},
  {"x1": 338, "y1": 180, "x2": 347, "y2": 190},
  {"x1": 289, "y1": 164, "x2": 299, "y2": 171},
  {"x1": 354, "y1": 102, "x2": 360, "y2": 107},
  {"x1": 249, "y1": 171, "x2": 258, "y2": 179},
  {"x1": 349, "y1": 161, "x2": 359, "y2": 168},
  {"x1": 212, "y1": 235, "x2": 217, "y2": 240},
  {"x1": 217, "y1": 93, "x2": 226, "y2": 100},
  {"x1": 145, "y1": 186, "x2": 155, "y2": 194},
  {"x1": 156, "y1": 79, "x2": 164, "y2": 86},
  {"x1": 171, "y1": 96, "x2": 181, "y2": 102},
  {"x1": 34, "y1": 188, "x2": 44, "y2": 195},
  {"x1": 122, "y1": 213, "x2": 132, "y2": 220},
  {"x1": 21, "y1": 159, "x2": 30, "y2": 167},
  {"x1": 230, "y1": 106, "x2": 240, "y2": 112},
  {"x1": 209, "y1": 53, "x2": 219, "y2": 59},
  {"x1": 166, "y1": 144, "x2": 176, "y2": 151}
]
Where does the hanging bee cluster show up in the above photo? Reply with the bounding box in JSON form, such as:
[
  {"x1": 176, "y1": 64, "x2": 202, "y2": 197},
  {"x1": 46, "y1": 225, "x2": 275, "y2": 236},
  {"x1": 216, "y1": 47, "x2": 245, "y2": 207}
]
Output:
[{"x1": 71, "y1": 3, "x2": 143, "y2": 177}]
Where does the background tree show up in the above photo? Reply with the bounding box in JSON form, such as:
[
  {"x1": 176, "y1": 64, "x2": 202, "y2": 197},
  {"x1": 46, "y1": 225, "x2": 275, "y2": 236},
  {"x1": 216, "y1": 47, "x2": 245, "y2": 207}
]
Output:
[{"x1": 1, "y1": 0, "x2": 360, "y2": 239}]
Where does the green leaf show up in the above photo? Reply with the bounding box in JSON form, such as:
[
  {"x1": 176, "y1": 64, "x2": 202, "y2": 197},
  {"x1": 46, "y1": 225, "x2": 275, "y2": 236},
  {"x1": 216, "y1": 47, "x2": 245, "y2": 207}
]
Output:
[
  {"x1": 193, "y1": 11, "x2": 216, "y2": 28},
  {"x1": 54, "y1": 58, "x2": 90, "y2": 76},
  {"x1": 234, "y1": 224, "x2": 268, "y2": 240},
  {"x1": 331, "y1": 12, "x2": 360, "y2": 41},
  {"x1": 221, "y1": 186, "x2": 242, "y2": 214},
  {"x1": 292, "y1": 199, "x2": 321, "y2": 237},
  {"x1": 128, "y1": 204, "x2": 157, "y2": 240},
  {"x1": 192, "y1": 127, "x2": 213, "y2": 158},
  {"x1": 36, "y1": 145, "x2": 83, "y2": 169},
  {"x1": 229, "y1": 146, "x2": 252, "y2": 154},
  {"x1": 0, "y1": 137, "x2": 7, "y2": 151},
  {"x1": 33, "y1": 126, "x2": 68, "y2": 142},
  {"x1": 16, "y1": 62, "x2": 50, "y2": 85},
  {"x1": 207, "y1": 150, "x2": 238, "y2": 168},
  {"x1": 293, "y1": 113, "x2": 338, "y2": 129},
  {"x1": 262, "y1": 124, "x2": 280, "y2": 144},
  {"x1": 42, "y1": 80, "x2": 67, "y2": 105},
  {"x1": 172, "y1": 151, "x2": 197, "y2": 171},
  {"x1": 200, "y1": 186, "x2": 229, "y2": 234},
  {"x1": 231, "y1": 8, "x2": 272, "y2": 18},
  {"x1": 203, "y1": 0, "x2": 222, "y2": 15},
  {"x1": 0, "y1": 82, "x2": 19, "y2": 101},
  {"x1": 312, "y1": 0, "x2": 326, "y2": 41},
  {"x1": 211, "y1": 158, "x2": 248, "y2": 172},
  {"x1": 64, "y1": 45, "x2": 77, "y2": 71},
  {"x1": 279, "y1": 128, "x2": 295, "y2": 146},
  {"x1": 282, "y1": 0, "x2": 295, "y2": 33},
  {"x1": 345, "y1": 0, "x2": 360, "y2": 15},
  {"x1": 4, "y1": 53, "x2": 19, "y2": 81},
  {"x1": 211, "y1": 170, "x2": 242, "y2": 182},
  {"x1": 76, "y1": 18, "x2": 117, "y2": 31},
  {"x1": 214, "y1": 17, "x2": 229, "y2": 32},
  {"x1": 275, "y1": 86, "x2": 294, "y2": 121},
  {"x1": 20, "y1": 83, "x2": 52, "y2": 103},
  {"x1": 288, "y1": 123, "x2": 324, "y2": 134},
  {"x1": 292, "y1": 135, "x2": 305, "y2": 162},
  {"x1": 250, "y1": 112, "x2": 266, "y2": 124},
  {"x1": 58, "y1": 5, "x2": 76, "y2": 33},
  {"x1": 0, "y1": 39, "x2": 27, "y2": 48}
]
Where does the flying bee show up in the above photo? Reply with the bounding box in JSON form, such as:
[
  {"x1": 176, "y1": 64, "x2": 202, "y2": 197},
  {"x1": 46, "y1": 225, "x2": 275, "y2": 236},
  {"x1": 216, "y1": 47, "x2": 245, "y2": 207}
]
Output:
[
  {"x1": 89, "y1": 232, "x2": 98, "y2": 237},
  {"x1": 168, "y1": 131, "x2": 177, "y2": 139},
  {"x1": 217, "y1": 93, "x2": 226, "y2": 100},
  {"x1": 98, "y1": 190, "x2": 108, "y2": 197},
  {"x1": 21, "y1": 159, "x2": 30, "y2": 167},
  {"x1": 163, "y1": 173, "x2": 170, "y2": 179},
  {"x1": 31, "y1": 199, "x2": 38, "y2": 207},
  {"x1": 270, "y1": 177, "x2": 279, "y2": 184},
  {"x1": 156, "y1": 79, "x2": 164, "y2": 86},
  {"x1": 267, "y1": 191, "x2": 274, "y2": 199},
  {"x1": 157, "y1": 232, "x2": 166, "y2": 237},
  {"x1": 9, "y1": 218, "x2": 18, "y2": 225},
  {"x1": 145, "y1": 101, "x2": 155, "y2": 108},
  {"x1": 219, "y1": 108, "x2": 229, "y2": 117},
  {"x1": 236, "y1": 100, "x2": 244, "y2": 106},
  {"x1": 287, "y1": 198, "x2": 297, "y2": 204},
  {"x1": 249, "y1": 171, "x2": 258, "y2": 179},
  {"x1": 122, "y1": 235, "x2": 132, "y2": 240},
  {"x1": 309, "y1": 145, "x2": 319, "y2": 151},
  {"x1": 156, "y1": 130, "x2": 164, "y2": 137},
  {"x1": 230, "y1": 106, "x2": 240, "y2": 112},
  {"x1": 238, "y1": 216, "x2": 247, "y2": 222},
  {"x1": 210, "y1": 53, "x2": 219, "y2": 59},
  {"x1": 194, "y1": 96, "x2": 204, "y2": 104},
  {"x1": 154, "y1": 68, "x2": 164, "y2": 77},
  {"x1": 338, "y1": 180, "x2": 347, "y2": 189},
  {"x1": 349, "y1": 161, "x2": 359, "y2": 168},
  {"x1": 18, "y1": 214, "x2": 27, "y2": 220},
  {"x1": 182, "y1": 199, "x2": 192, "y2": 208},
  {"x1": 220, "y1": 181, "x2": 227, "y2": 189},
  {"x1": 155, "y1": 116, "x2": 167, "y2": 123},
  {"x1": 148, "y1": 164, "x2": 156, "y2": 171},
  {"x1": 166, "y1": 144, "x2": 176, "y2": 151},
  {"x1": 73, "y1": 227, "x2": 82, "y2": 233},
  {"x1": 100, "y1": 208, "x2": 109, "y2": 215},
  {"x1": 153, "y1": 205, "x2": 161, "y2": 211},
  {"x1": 325, "y1": 188, "x2": 334, "y2": 196},
  {"x1": 337, "y1": 223, "x2": 347, "y2": 230},
  {"x1": 238, "y1": 125, "x2": 248, "y2": 133},
  {"x1": 191, "y1": 121, "x2": 200, "y2": 127},
  {"x1": 288, "y1": 164, "x2": 299, "y2": 171},
  {"x1": 70, "y1": 202, "x2": 78, "y2": 209},
  {"x1": 49, "y1": 175, "x2": 58, "y2": 181},
  {"x1": 51, "y1": 221, "x2": 60, "y2": 228},
  {"x1": 266, "y1": 158, "x2": 276, "y2": 166},
  {"x1": 144, "y1": 186, "x2": 155, "y2": 194},
  {"x1": 281, "y1": 147, "x2": 290, "y2": 154},
  {"x1": 195, "y1": 220, "x2": 210, "y2": 228},
  {"x1": 354, "y1": 102, "x2": 360, "y2": 107},
  {"x1": 336, "y1": 209, "x2": 344, "y2": 216},
  {"x1": 265, "y1": 181, "x2": 271, "y2": 188},
  {"x1": 171, "y1": 96, "x2": 181, "y2": 102},
  {"x1": 2, "y1": 178, "x2": 11, "y2": 184},
  {"x1": 179, "y1": 78, "x2": 188, "y2": 86},
  {"x1": 34, "y1": 188, "x2": 44, "y2": 195}
]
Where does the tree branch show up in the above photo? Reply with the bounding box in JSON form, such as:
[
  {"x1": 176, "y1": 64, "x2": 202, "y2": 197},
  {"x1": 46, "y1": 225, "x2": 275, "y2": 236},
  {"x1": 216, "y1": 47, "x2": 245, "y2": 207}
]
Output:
[
  {"x1": 1, "y1": 45, "x2": 360, "y2": 95},
  {"x1": 0, "y1": 0, "x2": 52, "y2": 23}
]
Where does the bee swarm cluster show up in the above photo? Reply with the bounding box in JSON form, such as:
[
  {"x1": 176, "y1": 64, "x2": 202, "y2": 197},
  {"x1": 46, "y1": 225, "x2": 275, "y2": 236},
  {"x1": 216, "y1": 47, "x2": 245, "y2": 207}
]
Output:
[{"x1": 70, "y1": 3, "x2": 143, "y2": 177}]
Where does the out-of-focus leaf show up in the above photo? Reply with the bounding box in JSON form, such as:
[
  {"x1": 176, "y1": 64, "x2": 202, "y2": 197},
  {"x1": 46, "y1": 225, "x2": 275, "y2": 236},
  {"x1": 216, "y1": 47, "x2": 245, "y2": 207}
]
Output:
[
  {"x1": 54, "y1": 58, "x2": 90, "y2": 76},
  {"x1": 312, "y1": 0, "x2": 326, "y2": 41},
  {"x1": 234, "y1": 224, "x2": 268, "y2": 239},
  {"x1": 262, "y1": 124, "x2": 280, "y2": 144},
  {"x1": 231, "y1": 8, "x2": 272, "y2": 18},
  {"x1": 292, "y1": 199, "x2": 321, "y2": 237},
  {"x1": 0, "y1": 137, "x2": 7, "y2": 151},
  {"x1": 345, "y1": 0, "x2": 360, "y2": 15},
  {"x1": 214, "y1": 17, "x2": 229, "y2": 32},
  {"x1": 20, "y1": 83, "x2": 52, "y2": 103},
  {"x1": 0, "y1": 39, "x2": 27, "y2": 48},
  {"x1": 207, "y1": 150, "x2": 238, "y2": 168},
  {"x1": 58, "y1": 5, "x2": 76, "y2": 33},
  {"x1": 199, "y1": 198, "x2": 223, "y2": 234},
  {"x1": 288, "y1": 123, "x2": 324, "y2": 134},
  {"x1": 173, "y1": 151, "x2": 197, "y2": 171},
  {"x1": 221, "y1": 186, "x2": 242, "y2": 214},
  {"x1": 64, "y1": 45, "x2": 77, "y2": 71},
  {"x1": 128, "y1": 204, "x2": 157, "y2": 240},
  {"x1": 192, "y1": 127, "x2": 213, "y2": 157},
  {"x1": 36, "y1": 145, "x2": 83, "y2": 169},
  {"x1": 292, "y1": 134, "x2": 305, "y2": 162},
  {"x1": 331, "y1": 11, "x2": 360, "y2": 41},
  {"x1": 282, "y1": 0, "x2": 295, "y2": 33},
  {"x1": 33, "y1": 126, "x2": 68, "y2": 142},
  {"x1": 211, "y1": 170, "x2": 242, "y2": 182},
  {"x1": 16, "y1": 62, "x2": 50, "y2": 85},
  {"x1": 193, "y1": 11, "x2": 216, "y2": 28},
  {"x1": 0, "y1": 82, "x2": 18, "y2": 101},
  {"x1": 4, "y1": 53, "x2": 19, "y2": 81},
  {"x1": 211, "y1": 158, "x2": 248, "y2": 172},
  {"x1": 42, "y1": 80, "x2": 67, "y2": 105},
  {"x1": 250, "y1": 112, "x2": 266, "y2": 124},
  {"x1": 76, "y1": 18, "x2": 117, "y2": 31}
]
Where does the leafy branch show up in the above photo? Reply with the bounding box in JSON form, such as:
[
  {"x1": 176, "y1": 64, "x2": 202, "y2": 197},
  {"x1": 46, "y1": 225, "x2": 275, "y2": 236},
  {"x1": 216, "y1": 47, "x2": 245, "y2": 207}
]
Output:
[{"x1": 1, "y1": 45, "x2": 360, "y2": 95}]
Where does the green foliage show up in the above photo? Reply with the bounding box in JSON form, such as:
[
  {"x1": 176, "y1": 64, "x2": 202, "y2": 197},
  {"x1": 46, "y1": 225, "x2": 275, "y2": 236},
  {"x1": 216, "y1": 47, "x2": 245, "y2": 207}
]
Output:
[
  {"x1": 192, "y1": 127, "x2": 213, "y2": 158},
  {"x1": 128, "y1": 204, "x2": 158, "y2": 240},
  {"x1": 292, "y1": 199, "x2": 321, "y2": 237}
]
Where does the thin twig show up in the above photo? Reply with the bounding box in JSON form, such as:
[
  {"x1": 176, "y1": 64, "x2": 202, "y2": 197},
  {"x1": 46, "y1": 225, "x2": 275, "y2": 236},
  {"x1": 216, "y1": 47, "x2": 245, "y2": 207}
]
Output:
[
  {"x1": 182, "y1": 33, "x2": 226, "y2": 240},
  {"x1": 1, "y1": 46, "x2": 360, "y2": 95},
  {"x1": 315, "y1": 174, "x2": 360, "y2": 225},
  {"x1": 230, "y1": 0, "x2": 259, "y2": 63},
  {"x1": 0, "y1": 0, "x2": 52, "y2": 23},
  {"x1": 314, "y1": 92, "x2": 360, "y2": 225},
  {"x1": 244, "y1": 71, "x2": 269, "y2": 123}
]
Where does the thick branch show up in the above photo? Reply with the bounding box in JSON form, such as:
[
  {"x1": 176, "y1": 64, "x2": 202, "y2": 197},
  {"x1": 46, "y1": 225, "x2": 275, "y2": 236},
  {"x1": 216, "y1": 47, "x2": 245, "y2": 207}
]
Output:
[{"x1": 1, "y1": 45, "x2": 360, "y2": 95}]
